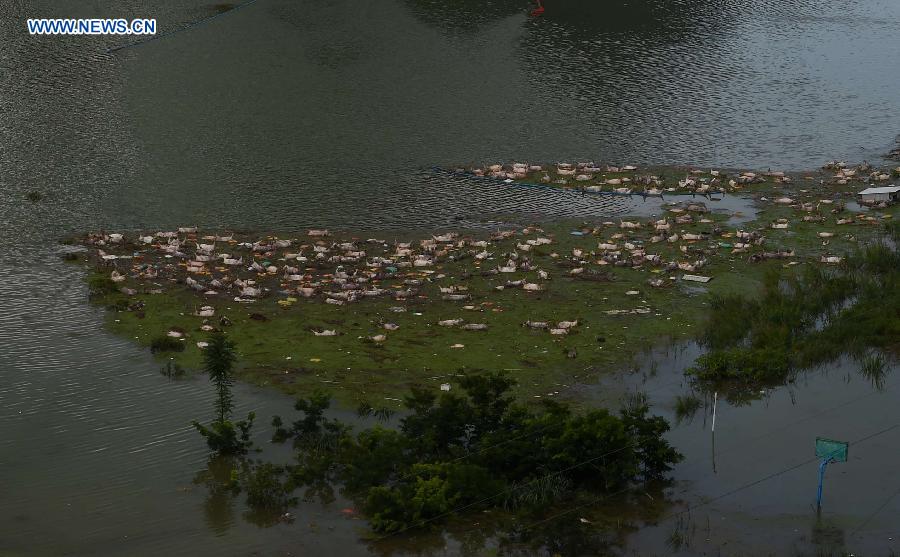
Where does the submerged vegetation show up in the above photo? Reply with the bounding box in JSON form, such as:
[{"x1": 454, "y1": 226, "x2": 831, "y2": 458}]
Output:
[
  {"x1": 261, "y1": 371, "x2": 679, "y2": 534},
  {"x1": 188, "y1": 337, "x2": 681, "y2": 544},
  {"x1": 689, "y1": 224, "x2": 899, "y2": 388},
  {"x1": 673, "y1": 394, "x2": 703, "y2": 424},
  {"x1": 859, "y1": 352, "x2": 889, "y2": 391}
]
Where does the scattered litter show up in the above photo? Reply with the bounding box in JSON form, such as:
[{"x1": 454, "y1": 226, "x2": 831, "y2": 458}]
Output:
[{"x1": 604, "y1": 307, "x2": 652, "y2": 316}]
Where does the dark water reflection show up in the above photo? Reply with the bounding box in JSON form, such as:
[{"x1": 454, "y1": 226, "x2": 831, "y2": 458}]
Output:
[
  {"x1": 590, "y1": 342, "x2": 899, "y2": 556},
  {"x1": 2, "y1": 0, "x2": 900, "y2": 554}
]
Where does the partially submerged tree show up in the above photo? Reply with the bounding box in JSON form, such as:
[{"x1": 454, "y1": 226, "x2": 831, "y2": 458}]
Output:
[
  {"x1": 205, "y1": 332, "x2": 236, "y2": 423},
  {"x1": 192, "y1": 332, "x2": 254, "y2": 455}
]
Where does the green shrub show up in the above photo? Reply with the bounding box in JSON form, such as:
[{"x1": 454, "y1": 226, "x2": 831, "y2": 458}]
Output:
[
  {"x1": 88, "y1": 274, "x2": 118, "y2": 296},
  {"x1": 192, "y1": 413, "x2": 255, "y2": 455},
  {"x1": 241, "y1": 462, "x2": 296, "y2": 510},
  {"x1": 272, "y1": 372, "x2": 682, "y2": 533}
]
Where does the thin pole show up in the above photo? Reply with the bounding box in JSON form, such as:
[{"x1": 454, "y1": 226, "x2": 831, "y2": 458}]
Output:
[
  {"x1": 711, "y1": 391, "x2": 718, "y2": 432},
  {"x1": 816, "y1": 457, "x2": 832, "y2": 511}
]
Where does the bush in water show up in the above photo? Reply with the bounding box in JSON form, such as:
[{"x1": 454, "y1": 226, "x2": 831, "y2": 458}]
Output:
[{"x1": 256, "y1": 371, "x2": 681, "y2": 533}]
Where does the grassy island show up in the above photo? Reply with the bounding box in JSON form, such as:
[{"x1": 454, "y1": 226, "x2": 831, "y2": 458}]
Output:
[{"x1": 71, "y1": 163, "x2": 898, "y2": 407}]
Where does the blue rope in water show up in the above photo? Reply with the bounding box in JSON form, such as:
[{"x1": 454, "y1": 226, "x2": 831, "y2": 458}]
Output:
[{"x1": 106, "y1": 0, "x2": 260, "y2": 54}]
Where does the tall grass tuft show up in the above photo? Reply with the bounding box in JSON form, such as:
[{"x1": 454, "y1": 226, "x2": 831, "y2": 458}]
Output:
[
  {"x1": 859, "y1": 352, "x2": 889, "y2": 391},
  {"x1": 674, "y1": 394, "x2": 702, "y2": 424},
  {"x1": 885, "y1": 220, "x2": 900, "y2": 242},
  {"x1": 502, "y1": 474, "x2": 572, "y2": 511}
]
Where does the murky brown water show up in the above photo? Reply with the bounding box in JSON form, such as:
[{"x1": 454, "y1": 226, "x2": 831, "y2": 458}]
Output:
[{"x1": 2, "y1": 0, "x2": 899, "y2": 554}]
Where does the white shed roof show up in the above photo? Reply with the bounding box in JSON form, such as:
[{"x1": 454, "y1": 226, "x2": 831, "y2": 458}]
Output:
[{"x1": 858, "y1": 186, "x2": 900, "y2": 195}]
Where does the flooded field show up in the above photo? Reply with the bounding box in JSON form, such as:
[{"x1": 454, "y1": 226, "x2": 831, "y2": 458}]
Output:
[{"x1": 593, "y1": 343, "x2": 899, "y2": 556}]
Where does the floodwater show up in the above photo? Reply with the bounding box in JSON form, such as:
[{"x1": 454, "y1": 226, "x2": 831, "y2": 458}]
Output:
[
  {"x1": 590, "y1": 343, "x2": 900, "y2": 556},
  {"x1": 2, "y1": 0, "x2": 899, "y2": 554}
]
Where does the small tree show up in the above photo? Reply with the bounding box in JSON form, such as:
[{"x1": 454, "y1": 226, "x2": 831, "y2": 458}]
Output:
[
  {"x1": 192, "y1": 332, "x2": 254, "y2": 455},
  {"x1": 205, "y1": 332, "x2": 236, "y2": 423}
]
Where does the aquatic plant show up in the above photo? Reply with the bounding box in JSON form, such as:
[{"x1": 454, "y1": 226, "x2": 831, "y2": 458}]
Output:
[
  {"x1": 859, "y1": 352, "x2": 888, "y2": 391},
  {"x1": 25, "y1": 191, "x2": 43, "y2": 202},
  {"x1": 673, "y1": 394, "x2": 702, "y2": 424},
  {"x1": 666, "y1": 513, "x2": 693, "y2": 551},
  {"x1": 690, "y1": 347, "x2": 791, "y2": 383}
]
